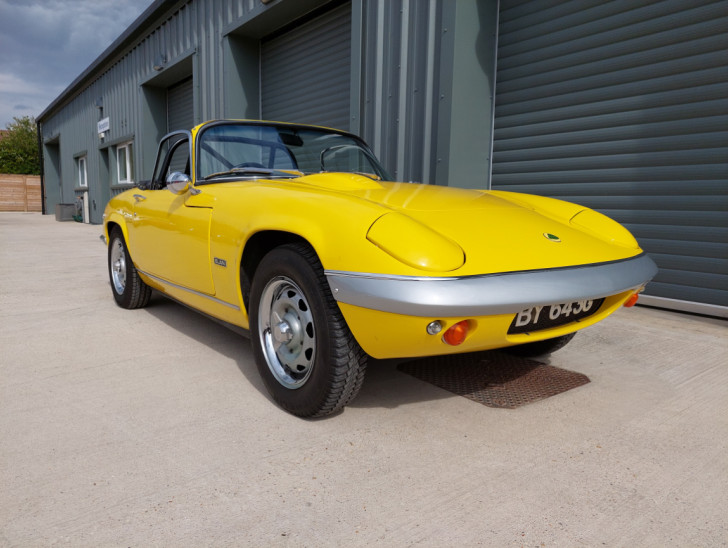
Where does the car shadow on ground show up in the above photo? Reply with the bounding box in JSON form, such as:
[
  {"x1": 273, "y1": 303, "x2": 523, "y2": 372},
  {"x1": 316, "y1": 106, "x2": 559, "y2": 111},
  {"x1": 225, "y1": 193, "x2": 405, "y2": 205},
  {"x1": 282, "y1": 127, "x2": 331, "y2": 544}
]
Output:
[
  {"x1": 138, "y1": 293, "x2": 266, "y2": 392},
  {"x1": 350, "y1": 350, "x2": 569, "y2": 412},
  {"x1": 136, "y1": 291, "x2": 571, "y2": 416},
  {"x1": 135, "y1": 292, "x2": 454, "y2": 413}
]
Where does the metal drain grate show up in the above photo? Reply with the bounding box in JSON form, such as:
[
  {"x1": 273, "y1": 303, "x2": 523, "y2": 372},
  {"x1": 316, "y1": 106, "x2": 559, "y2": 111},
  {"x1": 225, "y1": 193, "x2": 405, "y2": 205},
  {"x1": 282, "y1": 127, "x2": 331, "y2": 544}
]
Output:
[{"x1": 398, "y1": 351, "x2": 590, "y2": 409}]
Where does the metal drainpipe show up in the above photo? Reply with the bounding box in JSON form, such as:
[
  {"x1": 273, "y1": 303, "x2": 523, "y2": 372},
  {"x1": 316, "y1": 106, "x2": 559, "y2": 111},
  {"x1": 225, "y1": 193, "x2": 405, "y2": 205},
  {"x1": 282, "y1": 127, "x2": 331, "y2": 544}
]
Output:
[{"x1": 36, "y1": 119, "x2": 46, "y2": 215}]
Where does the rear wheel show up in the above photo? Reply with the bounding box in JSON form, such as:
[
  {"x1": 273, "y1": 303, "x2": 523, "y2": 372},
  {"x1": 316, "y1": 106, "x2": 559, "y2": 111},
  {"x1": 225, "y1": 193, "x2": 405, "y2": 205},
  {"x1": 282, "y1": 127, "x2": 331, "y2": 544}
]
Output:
[
  {"x1": 108, "y1": 227, "x2": 151, "y2": 309},
  {"x1": 505, "y1": 332, "x2": 576, "y2": 358},
  {"x1": 250, "y1": 243, "x2": 367, "y2": 418}
]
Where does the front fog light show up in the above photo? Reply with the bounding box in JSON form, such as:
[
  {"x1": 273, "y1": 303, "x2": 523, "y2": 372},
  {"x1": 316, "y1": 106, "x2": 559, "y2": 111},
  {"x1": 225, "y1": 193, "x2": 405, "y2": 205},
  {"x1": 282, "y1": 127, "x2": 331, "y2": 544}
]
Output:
[{"x1": 426, "y1": 320, "x2": 443, "y2": 335}]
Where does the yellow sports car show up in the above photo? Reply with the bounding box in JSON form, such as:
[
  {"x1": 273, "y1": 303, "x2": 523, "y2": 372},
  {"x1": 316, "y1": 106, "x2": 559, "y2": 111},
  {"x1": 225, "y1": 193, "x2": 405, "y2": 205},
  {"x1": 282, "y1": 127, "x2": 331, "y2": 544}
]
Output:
[{"x1": 104, "y1": 120, "x2": 657, "y2": 417}]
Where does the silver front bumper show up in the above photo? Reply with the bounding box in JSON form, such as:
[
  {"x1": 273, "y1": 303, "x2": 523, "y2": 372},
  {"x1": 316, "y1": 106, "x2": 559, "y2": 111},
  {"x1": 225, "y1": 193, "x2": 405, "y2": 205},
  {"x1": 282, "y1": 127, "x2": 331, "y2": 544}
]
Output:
[{"x1": 325, "y1": 253, "x2": 658, "y2": 317}]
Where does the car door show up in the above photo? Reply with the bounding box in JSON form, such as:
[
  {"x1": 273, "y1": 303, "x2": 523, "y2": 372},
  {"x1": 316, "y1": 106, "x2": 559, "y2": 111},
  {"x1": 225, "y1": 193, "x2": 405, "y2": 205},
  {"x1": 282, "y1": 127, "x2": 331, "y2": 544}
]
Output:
[{"x1": 127, "y1": 133, "x2": 215, "y2": 295}]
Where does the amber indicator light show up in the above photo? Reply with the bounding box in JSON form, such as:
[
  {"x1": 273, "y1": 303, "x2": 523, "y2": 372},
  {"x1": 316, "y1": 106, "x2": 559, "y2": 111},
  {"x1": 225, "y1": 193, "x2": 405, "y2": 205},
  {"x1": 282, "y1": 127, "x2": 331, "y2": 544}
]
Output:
[{"x1": 443, "y1": 320, "x2": 469, "y2": 346}]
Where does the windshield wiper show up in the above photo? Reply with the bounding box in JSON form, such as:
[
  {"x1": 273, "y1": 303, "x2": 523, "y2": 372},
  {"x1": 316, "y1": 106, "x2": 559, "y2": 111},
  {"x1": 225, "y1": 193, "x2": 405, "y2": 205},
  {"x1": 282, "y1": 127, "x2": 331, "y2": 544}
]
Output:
[
  {"x1": 352, "y1": 172, "x2": 382, "y2": 181},
  {"x1": 202, "y1": 167, "x2": 303, "y2": 181}
]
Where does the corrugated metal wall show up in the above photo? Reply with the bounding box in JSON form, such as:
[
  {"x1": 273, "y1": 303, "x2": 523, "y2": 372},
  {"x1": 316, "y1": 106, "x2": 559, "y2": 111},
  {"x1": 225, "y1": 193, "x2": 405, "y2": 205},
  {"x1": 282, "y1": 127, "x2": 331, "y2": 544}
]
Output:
[
  {"x1": 359, "y1": 0, "x2": 445, "y2": 183},
  {"x1": 261, "y1": 2, "x2": 352, "y2": 130},
  {"x1": 492, "y1": 0, "x2": 728, "y2": 308}
]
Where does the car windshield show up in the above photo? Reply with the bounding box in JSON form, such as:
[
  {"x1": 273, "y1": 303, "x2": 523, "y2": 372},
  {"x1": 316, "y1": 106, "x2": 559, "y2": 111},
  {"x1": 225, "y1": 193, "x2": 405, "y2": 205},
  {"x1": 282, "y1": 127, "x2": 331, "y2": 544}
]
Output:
[{"x1": 197, "y1": 122, "x2": 391, "y2": 182}]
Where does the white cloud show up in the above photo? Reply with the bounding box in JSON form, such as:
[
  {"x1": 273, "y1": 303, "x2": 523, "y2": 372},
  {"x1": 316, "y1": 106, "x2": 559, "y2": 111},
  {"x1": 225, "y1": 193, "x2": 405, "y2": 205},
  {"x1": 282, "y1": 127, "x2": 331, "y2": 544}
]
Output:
[
  {"x1": 0, "y1": 72, "x2": 61, "y2": 97},
  {"x1": 0, "y1": 0, "x2": 151, "y2": 126},
  {"x1": 0, "y1": 72, "x2": 64, "y2": 127}
]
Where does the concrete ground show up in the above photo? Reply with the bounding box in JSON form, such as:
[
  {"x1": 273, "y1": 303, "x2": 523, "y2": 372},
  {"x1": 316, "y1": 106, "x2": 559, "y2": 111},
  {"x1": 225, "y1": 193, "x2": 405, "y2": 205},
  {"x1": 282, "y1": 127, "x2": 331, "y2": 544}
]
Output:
[{"x1": 1, "y1": 211, "x2": 726, "y2": 547}]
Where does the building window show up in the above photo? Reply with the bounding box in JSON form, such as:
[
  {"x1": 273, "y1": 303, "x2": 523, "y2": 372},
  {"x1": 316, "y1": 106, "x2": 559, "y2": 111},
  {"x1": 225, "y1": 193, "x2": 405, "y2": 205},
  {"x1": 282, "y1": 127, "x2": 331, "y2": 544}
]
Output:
[
  {"x1": 116, "y1": 141, "x2": 134, "y2": 185},
  {"x1": 77, "y1": 155, "x2": 88, "y2": 188}
]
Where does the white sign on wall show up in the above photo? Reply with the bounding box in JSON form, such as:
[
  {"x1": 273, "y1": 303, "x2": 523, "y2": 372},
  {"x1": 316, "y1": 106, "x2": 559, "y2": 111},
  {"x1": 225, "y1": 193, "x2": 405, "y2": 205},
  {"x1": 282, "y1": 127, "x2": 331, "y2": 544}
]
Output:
[{"x1": 97, "y1": 117, "x2": 110, "y2": 134}]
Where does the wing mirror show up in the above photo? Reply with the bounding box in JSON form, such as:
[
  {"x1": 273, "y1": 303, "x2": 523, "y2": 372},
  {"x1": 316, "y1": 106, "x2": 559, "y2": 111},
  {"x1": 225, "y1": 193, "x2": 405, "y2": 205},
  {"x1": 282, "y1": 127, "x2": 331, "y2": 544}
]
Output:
[{"x1": 166, "y1": 172, "x2": 192, "y2": 195}]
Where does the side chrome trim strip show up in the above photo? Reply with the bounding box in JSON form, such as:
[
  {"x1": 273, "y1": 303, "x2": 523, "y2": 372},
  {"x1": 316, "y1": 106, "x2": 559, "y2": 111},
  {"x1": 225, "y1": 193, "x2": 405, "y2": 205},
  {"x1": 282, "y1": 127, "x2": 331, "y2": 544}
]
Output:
[
  {"x1": 138, "y1": 269, "x2": 240, "y2": 311},
  {"x1": 325, "y1": 253, "x2": 658, "y2": 317}
]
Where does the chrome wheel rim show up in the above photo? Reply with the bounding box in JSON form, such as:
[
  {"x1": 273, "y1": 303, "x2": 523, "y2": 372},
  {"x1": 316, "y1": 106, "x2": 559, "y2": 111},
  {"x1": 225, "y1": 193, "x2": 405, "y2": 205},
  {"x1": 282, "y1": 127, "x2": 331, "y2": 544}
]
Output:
[
  {"x1": 110, "y1": 238, "x2": 127, "y2": 295},
  {"x1": 258, "y1": 277, "x2": 316, "y2": 389}
]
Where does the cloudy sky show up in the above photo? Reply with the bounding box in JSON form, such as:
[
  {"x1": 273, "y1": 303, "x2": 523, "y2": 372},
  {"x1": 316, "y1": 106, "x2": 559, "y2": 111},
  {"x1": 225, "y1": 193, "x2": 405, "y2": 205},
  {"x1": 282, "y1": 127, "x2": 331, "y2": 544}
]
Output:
[{"x1": 0, "y1": 0, "x2": 152, "y2": 128}]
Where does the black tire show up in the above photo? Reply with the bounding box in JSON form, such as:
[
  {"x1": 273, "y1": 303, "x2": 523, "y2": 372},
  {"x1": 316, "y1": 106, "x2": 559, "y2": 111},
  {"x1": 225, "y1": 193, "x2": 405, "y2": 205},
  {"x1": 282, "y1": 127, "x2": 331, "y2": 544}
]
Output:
[
  {"x1": 250, "y1": 243, "x2": 367, "y2": 418},
  {"x1": 505, "y1": 332, "x2": 576, "y2": 358},
  {"x1": 108, "y1": 227, "x2": 151, "y2": 309}
]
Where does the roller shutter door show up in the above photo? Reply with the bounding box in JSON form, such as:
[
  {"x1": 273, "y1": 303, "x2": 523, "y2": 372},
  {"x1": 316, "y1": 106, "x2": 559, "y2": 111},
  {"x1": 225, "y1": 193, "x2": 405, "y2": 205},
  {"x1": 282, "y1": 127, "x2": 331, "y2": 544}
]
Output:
[
  {"x1": 167, "y1": 77, "x2": 194, "y2": 132},
  {"x1": 261, "y1": 2, "x2": 351, "y2": 131},
  {"x1": 492, "y1": 0, "x2": 728, "y2": 311}
]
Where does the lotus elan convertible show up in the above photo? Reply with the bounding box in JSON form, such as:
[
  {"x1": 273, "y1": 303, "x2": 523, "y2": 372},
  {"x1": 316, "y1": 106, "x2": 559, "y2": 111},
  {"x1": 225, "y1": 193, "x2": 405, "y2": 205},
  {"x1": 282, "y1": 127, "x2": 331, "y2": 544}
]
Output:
[{"x1": 103, "y1": 120, "x2": 657, "y2": 417}]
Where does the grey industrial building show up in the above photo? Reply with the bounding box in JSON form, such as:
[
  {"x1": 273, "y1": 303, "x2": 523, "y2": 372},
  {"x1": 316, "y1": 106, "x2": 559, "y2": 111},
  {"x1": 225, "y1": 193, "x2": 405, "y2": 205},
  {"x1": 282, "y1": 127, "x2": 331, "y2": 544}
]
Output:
[{"x1": 37, "y1": 0, "x2": 727, "y2": 316}]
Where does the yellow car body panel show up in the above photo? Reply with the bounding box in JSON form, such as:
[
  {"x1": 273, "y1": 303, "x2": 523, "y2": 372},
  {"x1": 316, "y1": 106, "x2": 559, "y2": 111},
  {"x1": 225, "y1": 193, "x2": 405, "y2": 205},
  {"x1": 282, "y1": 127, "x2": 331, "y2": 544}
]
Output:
[{"x1": 127, "y1": 189, "x2": 215, "y2": 294}]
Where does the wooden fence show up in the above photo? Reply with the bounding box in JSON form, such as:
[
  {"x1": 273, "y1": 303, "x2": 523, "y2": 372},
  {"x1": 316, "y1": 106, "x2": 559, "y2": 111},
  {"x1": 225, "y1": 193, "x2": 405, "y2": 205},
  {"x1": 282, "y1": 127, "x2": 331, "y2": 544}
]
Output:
[{"x1": 0, "y1": 174, "x2": 42, "y2": 212}]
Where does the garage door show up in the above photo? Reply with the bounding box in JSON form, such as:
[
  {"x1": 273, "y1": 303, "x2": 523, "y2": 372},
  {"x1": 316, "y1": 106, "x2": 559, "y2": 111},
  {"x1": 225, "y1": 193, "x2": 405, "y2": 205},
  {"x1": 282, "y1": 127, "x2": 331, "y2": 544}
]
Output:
[
  {"x1": 492, "y1": 0, "x2": 728, "y2": 313},
  {"x1": 167, "y1": 77, "x2": 194, "y2": 132},
  {"x1": 261, "y1": 2, "x2": 351, "y2": 131}
]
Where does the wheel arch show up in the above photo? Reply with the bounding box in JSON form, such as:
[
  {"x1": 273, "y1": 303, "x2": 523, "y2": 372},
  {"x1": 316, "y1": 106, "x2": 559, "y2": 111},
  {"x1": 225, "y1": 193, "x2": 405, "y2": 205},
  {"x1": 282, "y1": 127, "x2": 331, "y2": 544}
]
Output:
[
  {"x1": 240, "y1": 230, "x2": 314, "y2": 311},
  {"x1": 105, "y1": 220, "x2": 121, "y2": 240},
  {"x1": 104, "y1": 214, "x2": 130, "y2": 246}
]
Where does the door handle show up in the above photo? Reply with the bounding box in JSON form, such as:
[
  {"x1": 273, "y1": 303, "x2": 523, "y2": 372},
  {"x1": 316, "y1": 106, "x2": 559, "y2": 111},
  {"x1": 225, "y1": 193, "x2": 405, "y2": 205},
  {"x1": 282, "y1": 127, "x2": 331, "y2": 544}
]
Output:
[{"x1": 133, "y1": 194, "x2": 147, "y2": 202}]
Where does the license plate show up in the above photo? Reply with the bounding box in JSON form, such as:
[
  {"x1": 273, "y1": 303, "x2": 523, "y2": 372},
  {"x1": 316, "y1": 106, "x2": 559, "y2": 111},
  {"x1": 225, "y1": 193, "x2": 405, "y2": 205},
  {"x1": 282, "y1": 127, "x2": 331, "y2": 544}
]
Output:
[{"x1": 508, "y1": 298, "x2": 605, "y2": 334}]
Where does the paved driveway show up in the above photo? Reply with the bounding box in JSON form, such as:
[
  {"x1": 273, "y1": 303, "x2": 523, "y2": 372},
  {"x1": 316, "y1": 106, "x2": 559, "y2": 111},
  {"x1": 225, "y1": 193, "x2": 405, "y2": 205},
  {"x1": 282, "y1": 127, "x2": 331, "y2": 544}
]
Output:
[{"x1": 1, "y1": 212, "x2": 726, "y2": 546}]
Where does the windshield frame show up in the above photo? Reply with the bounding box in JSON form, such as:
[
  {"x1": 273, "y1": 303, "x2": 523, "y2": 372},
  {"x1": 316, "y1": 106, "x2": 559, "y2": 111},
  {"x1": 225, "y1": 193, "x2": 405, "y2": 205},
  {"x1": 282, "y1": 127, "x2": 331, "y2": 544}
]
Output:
[{"x1": 194, "y1": 120, "x2": 391, "y2": 183}]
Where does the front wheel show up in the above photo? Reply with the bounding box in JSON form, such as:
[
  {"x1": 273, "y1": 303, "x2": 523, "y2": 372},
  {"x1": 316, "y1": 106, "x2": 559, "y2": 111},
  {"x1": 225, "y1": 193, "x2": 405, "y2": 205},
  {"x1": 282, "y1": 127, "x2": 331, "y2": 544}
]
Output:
[
  {"x1": 108, "y1": 227, "x2": 151, "y2": 309},
  {"x1": 249, "y1": 243, "x2": 367, "y2": 418},
  {"x1": 505, "y1": 332, "x2": 576, "y2": 358}
]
